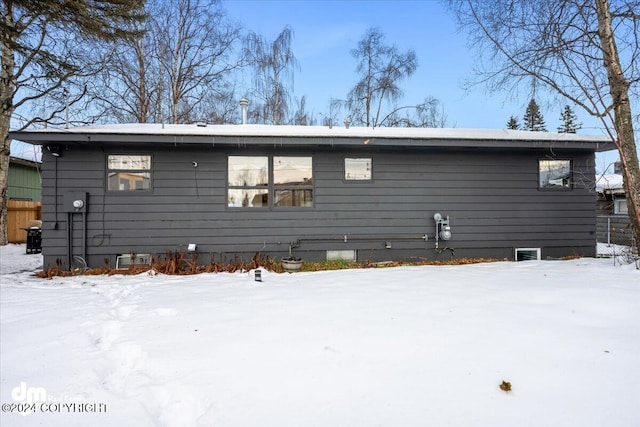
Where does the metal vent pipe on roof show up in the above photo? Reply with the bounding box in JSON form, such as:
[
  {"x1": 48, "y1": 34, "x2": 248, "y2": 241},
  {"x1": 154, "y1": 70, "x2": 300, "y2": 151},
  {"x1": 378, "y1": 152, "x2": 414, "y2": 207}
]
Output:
[{"x1": 239, "y1": 98, "x2": 249, "y2": 124}]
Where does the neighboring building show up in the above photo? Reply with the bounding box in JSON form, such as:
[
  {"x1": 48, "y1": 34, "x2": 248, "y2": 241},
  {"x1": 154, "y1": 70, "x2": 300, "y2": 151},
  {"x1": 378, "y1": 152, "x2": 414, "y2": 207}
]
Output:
[
  {"x1": 8, "y1": 156, "x2": 41, "y2": 202},
  {"x1": 595, "y1": 173, "x2": 633, "y2": 245},
  {"x1": 10, "y1": 124, "x2": 614, "y2": 269}
]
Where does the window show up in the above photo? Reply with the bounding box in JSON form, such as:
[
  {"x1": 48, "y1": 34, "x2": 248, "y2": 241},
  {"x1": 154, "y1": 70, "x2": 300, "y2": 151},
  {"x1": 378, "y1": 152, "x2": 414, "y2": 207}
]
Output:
[
  {"x1": 345, "y1": 158, "x2": 372, "y2": 180},
  {"x1": 107, "y1": 155, "x2": 151, "y2": 191},
  {"x1": 228, "y1": 156, "x2": 269, "y2": 207},
  {"x1": 327, "y1": 250, "x2": 357, "y2": 262},
  {"x1": 614, "y1": 198, "x2": 628, "y2": 215},
  {"x1": 228, "y1": 156, "x2": 313, "y2": 208},
  {"x1": 539, "y1": 159, "x2": 571, "y2": 189},
  {"x1": 515, "y1": 248, "x2": 541, "y2": 261},
  {"x1": 274, "y1": 156, "x2": 313, "y2": 207}
]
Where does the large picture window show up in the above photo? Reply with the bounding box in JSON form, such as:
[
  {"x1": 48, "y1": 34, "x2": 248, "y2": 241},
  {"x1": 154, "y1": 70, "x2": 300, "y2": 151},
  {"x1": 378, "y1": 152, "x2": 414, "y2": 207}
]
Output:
[
  {"x1": 539, "y1": 159, "x2": 571, "y2": 189},
  {"x1": 107, "y1": 154, "x2": 151, "y2": 191},
  {"x1": 228, "y1": 156, "x2": 313, "y2": 208}
]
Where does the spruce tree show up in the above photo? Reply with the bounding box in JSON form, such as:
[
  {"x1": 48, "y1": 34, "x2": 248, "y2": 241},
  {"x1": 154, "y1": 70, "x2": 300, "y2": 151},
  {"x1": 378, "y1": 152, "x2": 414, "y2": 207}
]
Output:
[
  {"x1": 557, "y1": 105, "x2": 581, "y2": 133},
  {"x1": 506, "y1": 115, "x2": 520, "y2": 130},
  {"x1": 522, "y1": 99, "x2": 547, "y2": 131}
]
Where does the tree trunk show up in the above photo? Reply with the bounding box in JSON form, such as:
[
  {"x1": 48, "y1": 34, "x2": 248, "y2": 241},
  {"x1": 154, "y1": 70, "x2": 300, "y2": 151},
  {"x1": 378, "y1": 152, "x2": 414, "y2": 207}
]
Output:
[
  {"x1": 595, "y1": 0, "x2": 640, "y2": 255},
  {"x1": 0, "y1": 4, "x2": 16, "y2": 246}
]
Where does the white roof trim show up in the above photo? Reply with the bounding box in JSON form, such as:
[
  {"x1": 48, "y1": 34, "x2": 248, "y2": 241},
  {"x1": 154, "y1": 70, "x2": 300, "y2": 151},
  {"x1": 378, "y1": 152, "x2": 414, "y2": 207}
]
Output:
[{"x1": 17, "y1": 123, "x2": 611, "y2": 143}]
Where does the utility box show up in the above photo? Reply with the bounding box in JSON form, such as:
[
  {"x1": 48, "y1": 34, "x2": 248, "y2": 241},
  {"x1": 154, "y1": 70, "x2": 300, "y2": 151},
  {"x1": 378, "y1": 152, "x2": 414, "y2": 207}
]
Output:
[{"x1": 63, "y1": 192, "x2": 88, "y2": 213}]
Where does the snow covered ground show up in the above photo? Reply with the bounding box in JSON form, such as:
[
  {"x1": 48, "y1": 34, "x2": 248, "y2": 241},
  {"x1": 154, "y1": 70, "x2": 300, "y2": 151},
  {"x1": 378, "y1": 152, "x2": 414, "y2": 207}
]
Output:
[{"x1": 1, "y1": 244, "x2": 639, "y2": 427}]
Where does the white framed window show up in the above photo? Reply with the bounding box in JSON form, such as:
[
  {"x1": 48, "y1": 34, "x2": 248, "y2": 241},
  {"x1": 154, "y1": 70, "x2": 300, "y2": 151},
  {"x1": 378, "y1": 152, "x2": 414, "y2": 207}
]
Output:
[
  {"x1": 614, "y1": 198, "x2": 628, "y2": 215},
  {"x1": 515, "y1": 248, "x2": 541, "y2": 261},
  {"x1": 107, "y1": 154, "x2": 151, "y2": 192},
  {"x1": 228, "y1": 156, "x2": 313, "y2": 208},
  {"x1": 344, "y1": 158, "x2": 372, "y2": 180},
  {"x1": 539, "y1": 159, "x2": 571, "y2": 189}
]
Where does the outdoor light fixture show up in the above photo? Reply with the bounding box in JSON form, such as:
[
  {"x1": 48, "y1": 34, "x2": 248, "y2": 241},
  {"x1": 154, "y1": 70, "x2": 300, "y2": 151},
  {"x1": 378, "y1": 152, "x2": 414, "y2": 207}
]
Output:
[
  {"x1": 255, "y1": 269, "x2": 262, "y2": 282},
  {"x1": 187, "y1": 243, "x2": 197, "y2": 252},
  {"x1": 384, "y1": 241, "x2": 392, "y2": 249},
  {"x1": 72, "y1": 200, "x2": 84, "y2": 210},
  {"x1": 47, "y1": 145, "x2": 61, "y2": 157}
]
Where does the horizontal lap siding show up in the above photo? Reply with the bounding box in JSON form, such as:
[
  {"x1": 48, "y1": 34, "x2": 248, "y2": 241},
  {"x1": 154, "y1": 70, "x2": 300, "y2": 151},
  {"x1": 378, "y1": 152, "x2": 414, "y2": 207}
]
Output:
[{"x1": 40, "y1": 145, "x2": 596, "y2": 268}]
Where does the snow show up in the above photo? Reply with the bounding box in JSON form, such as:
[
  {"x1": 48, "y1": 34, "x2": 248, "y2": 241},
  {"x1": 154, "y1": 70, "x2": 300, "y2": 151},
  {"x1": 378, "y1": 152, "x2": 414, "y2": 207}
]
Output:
[
  {"x1": 596, "y1": 174, "x2": 624, "y2": 193},
  {"x1": 14, "y1": 122, "x2": 612, "y2": 143},
  {"x1": 1, "y1": 243, "x2": 639, "y2": 427}
]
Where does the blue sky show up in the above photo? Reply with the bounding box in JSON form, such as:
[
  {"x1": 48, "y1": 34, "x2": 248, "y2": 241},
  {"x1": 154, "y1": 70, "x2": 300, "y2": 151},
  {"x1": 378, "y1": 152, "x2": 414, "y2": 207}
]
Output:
[
  {"x1": 224, "y1": 0, "x2": 595, "y2": 129},
  {"x1": 10, "y1": 0, "x2": 621, "y2": 168},
  {"x1": 223, "y1": 0, "x2": 619, "y2": 169}
]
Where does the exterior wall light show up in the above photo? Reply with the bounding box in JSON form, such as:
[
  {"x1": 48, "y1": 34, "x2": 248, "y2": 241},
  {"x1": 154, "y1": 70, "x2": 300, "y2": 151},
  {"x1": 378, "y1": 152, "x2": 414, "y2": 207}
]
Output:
[{"x1": 72, "y1": 200, "x2": 84, "y2": 210}]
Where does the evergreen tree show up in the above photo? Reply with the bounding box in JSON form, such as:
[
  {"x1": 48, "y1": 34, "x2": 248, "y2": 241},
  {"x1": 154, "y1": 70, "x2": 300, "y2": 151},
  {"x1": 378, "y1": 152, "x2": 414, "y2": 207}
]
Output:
[
  {"x1": 557, "y1": 105, "x2": 581, "y2": 133},
  {"x1": 522, "y1": 99, "x2": 547, "y2": 131},
  {"x1": 506, "y1": 115, "x2": 520, "y2": 130}
]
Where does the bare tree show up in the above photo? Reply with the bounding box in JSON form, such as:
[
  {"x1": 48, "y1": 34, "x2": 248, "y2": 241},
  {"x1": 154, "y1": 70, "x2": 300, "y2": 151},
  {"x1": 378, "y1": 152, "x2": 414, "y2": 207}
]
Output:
[
  {"x1": 0, "y1": 0, "x2": 145, "y2": 245},
  {"x1": 93, "y1": 21, "x2": 159, "y2": 123},
  {"x1": 244, "y1": 26, "x2": 298, "y2": 125},
  {"x1": 348, "y1": 27, "x2": 418, "y2": 127},
  {"x1": 153, "y1": 0, "x2": 242, "y2": 124},
  {"x1": 291, "y1": 96, "x2": 316, "y2": 126},
  {"x1": 447, "y1": 0, "x2": 640, "y2": 254},
  {"x1": 378, "y1": 97, "x2": 448, "y2": 128}
]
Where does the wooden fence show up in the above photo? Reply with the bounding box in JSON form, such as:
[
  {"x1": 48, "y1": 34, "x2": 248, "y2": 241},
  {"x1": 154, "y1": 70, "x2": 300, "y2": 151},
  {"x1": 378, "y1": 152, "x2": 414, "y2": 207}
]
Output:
[{"x1": 7, "y1": 200, "x2": 42, "y2": 243}]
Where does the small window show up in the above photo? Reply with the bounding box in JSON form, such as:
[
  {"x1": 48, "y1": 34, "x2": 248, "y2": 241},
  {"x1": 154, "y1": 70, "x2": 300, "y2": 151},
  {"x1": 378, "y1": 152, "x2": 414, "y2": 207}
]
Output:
[
  {"x1": 539, "y1": 159, "x2": 571, "y2": 189},
  {"x1": 614, "y1": 199, "x2": 628, "y2": 215},
  {"x1": 345, "y1": 158, "x2": 372, "y2": 180},
  {"x1": 107, "y1": 155, "x2": 151, "y2": 192},
  {"x1": 515, "y1": 248, "x2": 541, "y2": 261},
  {"x1": 327, "y1": 250, "x2": 357, "y2": 262},
  {"x1": 228, "y1": 156, "x2": 269, "y2": 208}
]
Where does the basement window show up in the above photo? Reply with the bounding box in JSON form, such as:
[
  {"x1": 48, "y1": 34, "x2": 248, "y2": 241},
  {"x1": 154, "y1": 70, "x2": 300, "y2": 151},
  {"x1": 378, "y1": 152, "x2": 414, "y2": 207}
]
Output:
[
  {"x1": 327, "y1": 250, "x2": 357, "y2": 262},
  {"x1": 107, "y1": 154, "x2": 151, "y2": 191},
  {"x1": 515, "y1": 248, "x2": 541, "y2": 261}
]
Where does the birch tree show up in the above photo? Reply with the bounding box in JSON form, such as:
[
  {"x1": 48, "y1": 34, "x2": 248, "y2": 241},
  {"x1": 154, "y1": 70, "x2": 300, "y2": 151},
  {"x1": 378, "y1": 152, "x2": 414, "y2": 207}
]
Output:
[
  {"x1": 347, "y1": 27, "x2": 417, "y2": 127},
  {"x1": 244, "y1": 26, "x2": 298, "y2": 125},
  {"x1": 447, "y1": 0, "x2": 640, "y2": 254},
  {"x1": 0, "y1": 0, "x2": 145, "y2": 245}
]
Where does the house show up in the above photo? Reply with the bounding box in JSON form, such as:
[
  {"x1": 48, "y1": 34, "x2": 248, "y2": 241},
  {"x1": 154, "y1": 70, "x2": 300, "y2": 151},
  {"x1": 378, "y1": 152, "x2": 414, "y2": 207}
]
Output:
[
  {"x1": 10, "y1": 124, "x2": 614, "y2": 269},
  {"x1": 595, "y1": 172, "x2": 633, "y2": 246},
  {"x1": 8, "y1": 156, "x2": 41, "y2": 202}
]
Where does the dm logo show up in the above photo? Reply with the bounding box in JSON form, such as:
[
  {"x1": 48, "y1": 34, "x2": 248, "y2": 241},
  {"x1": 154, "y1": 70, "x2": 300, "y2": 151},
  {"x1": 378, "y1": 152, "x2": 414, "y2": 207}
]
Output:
[{"x1": 11, "y1": 382, "x2": 47, "y2": 416}]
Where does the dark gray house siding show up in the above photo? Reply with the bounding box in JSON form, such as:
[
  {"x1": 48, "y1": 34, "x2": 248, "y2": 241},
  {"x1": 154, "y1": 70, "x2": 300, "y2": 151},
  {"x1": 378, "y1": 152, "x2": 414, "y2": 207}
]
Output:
[{"x1": 12, "y1": 124, "x2": 613, "y2": 269}]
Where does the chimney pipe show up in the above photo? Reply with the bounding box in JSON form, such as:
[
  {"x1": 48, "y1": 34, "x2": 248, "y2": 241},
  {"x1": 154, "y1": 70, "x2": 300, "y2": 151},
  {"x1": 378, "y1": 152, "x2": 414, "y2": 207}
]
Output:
[{"x1": 239, "y1": 98, "x2": 249, "y2": 125}]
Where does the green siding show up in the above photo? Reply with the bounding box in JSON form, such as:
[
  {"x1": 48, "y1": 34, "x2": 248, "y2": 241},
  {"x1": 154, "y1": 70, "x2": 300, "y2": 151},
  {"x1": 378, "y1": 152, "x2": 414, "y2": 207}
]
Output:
[{"x1": 8, "y1": 162, "x2": 42, "y2": 202}]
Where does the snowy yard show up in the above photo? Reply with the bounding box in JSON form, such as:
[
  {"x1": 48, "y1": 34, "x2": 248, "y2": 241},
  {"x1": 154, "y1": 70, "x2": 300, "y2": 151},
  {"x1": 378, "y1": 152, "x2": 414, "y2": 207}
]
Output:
[{"x1": 1, "y1": 244, "x2": 639, "y2": 427}]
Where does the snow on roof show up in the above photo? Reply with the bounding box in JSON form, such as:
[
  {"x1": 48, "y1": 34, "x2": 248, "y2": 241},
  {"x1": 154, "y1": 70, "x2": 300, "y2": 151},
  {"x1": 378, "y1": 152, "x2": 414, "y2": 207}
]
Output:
[
  {"x1": 596, "y1": 174, "x2": 625, "y2": 193},
  {"x1": 14, "y1": 123, "x2": 612, "y2": 142}
]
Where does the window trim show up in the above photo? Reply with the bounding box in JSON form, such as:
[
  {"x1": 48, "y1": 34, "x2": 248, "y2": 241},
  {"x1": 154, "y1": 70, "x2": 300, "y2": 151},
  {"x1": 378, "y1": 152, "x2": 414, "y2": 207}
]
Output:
[
  {"x1": 538, "y1": 159, "x2": 572, "y2": 191},
  {"x1": 227, "y1": 155, "x2": 315, "y2": 209},
  {"x1": 106, "y1": 153, "x2": 152, "y2": 193}
]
